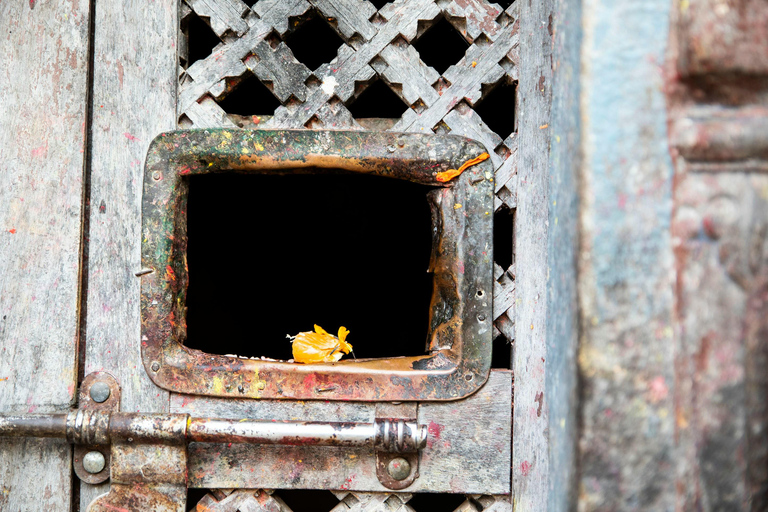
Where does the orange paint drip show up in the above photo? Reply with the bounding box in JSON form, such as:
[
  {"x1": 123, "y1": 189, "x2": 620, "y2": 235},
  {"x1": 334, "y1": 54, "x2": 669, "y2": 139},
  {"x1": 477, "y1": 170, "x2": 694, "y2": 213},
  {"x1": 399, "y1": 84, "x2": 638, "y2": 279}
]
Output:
[
  {"x1": 290, "y1": 325, "x2": 353, "y2": 364},
  {"x1": 435, "y1": 152, "x2": 490, "y2": 182}
]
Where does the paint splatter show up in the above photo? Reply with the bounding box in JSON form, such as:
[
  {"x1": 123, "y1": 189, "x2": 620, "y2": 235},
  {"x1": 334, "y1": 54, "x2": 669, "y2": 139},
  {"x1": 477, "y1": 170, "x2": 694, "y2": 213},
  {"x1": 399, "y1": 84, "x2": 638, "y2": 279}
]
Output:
[
  {"x1": 7, "y1": 229, "x2": 16, "y2": 234},
  {"x1": 436, "y1": 153, "x2": 490, "y2": 182},
  {"x1": 124, "y1": 132, "x2": 140, "y2": 142},
  {"x1": 648, "y1": 376, "x2": 668, "y2": 403},
  {"x1": 520, "y1": 460, "x2": 531, "y2": 476}
]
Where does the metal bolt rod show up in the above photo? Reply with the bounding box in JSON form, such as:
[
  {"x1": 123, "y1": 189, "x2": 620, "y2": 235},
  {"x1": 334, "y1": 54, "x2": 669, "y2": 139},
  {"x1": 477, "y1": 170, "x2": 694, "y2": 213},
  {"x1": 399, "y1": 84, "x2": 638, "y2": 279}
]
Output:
[
  {"x1": 187, "y1": 419, "x2": 376, "y2": 447},
  {"x1": 0, "y1": 413, "x2": 428, "y2": 452},
  {"x1": 0, "y1": 414, "x2": 68, "y2": 439}
]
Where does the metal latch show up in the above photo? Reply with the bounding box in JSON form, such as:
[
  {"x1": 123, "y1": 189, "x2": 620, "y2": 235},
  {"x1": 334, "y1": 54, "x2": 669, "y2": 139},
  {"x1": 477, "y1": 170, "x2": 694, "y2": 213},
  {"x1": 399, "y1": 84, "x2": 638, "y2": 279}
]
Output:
[{"x1": 0, "y1": 373, "x2": 428, "y2": 511}]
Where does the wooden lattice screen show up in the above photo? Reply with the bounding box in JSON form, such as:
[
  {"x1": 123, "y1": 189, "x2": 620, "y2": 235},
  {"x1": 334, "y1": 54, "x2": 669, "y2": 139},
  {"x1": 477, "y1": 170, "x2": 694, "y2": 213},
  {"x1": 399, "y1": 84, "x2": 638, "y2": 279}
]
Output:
[{"x1": 177, "y1": 0, "x2": 517, "y2": 508}]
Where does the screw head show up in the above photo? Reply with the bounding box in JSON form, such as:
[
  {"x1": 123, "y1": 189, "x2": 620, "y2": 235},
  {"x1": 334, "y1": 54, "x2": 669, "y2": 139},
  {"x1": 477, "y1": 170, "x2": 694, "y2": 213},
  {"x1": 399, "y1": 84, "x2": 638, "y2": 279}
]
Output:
[
  {"x1": 477, "y1": 313, "x2": 487, "y2": 322},
  {"x1": 386, "y1": 457, "x2": 411, "y2": 481},
  {"x1": 152, "y1": 171, "x2": 162, "y2": 181},
  {"x1": 83, "y1": 451, "x2": 106, "y2": 474},
  {"x1": 150, "y1": 361, "x2": 160, "y2": 372},
  {"x1": 89, "y1": 381, "x2": 111, "y2": 403}
]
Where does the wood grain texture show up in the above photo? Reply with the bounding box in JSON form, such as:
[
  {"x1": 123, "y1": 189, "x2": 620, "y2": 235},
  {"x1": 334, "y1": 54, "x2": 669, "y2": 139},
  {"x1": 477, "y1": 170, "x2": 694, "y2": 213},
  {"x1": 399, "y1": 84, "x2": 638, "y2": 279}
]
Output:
[
  {"x1": 79, "y1": 0, "x2": 178, "y2": 507},
  {"x1": 545, "y1": 0, "x2": 581, "y2": 509},
  {"x1": 0, "y1": 0, "x2": 90, "y2": 509},
  {"x1": 576, "y1": 0, "x2": 676, "y2": 509},
  {"x1": 513, "y1": 0, "x2": 553, "y2": 509},
  {"x1": 173, "y1": 370, "x2": 512, "y2": 494}
]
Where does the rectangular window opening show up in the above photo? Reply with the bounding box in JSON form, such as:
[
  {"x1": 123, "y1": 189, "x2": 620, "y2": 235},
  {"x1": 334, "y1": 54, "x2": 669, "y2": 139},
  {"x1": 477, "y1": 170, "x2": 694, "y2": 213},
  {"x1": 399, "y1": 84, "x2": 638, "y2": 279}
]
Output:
[{"x1": 184, "y1": 171, "x2": 437, "y2": 361}]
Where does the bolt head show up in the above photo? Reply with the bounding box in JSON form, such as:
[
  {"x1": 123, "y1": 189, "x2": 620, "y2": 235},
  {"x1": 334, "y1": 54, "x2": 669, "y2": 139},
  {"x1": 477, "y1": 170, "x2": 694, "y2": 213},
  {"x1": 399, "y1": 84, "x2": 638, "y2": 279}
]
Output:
[
  {"x1": 386, "y1": 457, "x2": 411, "y2": 481},
  {"x1": 83, "y1": 451, "x2": 106, "y2": 474},
  {"x1": 150, "y1": 361, "x2": 161, "y2": 372},
  {"x1": 89, "y1": 381, "x2": 111, "y2": 403}
]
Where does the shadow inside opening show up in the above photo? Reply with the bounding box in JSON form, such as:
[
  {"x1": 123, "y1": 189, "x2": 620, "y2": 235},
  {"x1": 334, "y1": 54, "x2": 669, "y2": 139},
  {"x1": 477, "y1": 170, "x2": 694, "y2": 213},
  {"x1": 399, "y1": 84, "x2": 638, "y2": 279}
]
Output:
[{"x1": 184, "y1": 172, "x2": 436, "y2": 361}]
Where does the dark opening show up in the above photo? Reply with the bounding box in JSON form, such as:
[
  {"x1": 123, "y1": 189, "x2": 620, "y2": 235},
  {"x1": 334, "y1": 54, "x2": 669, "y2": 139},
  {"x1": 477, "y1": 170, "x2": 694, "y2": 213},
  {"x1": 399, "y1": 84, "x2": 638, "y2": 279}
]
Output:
[
  {"x1": 474, "y1": 79, "x2": 517, "y2": 140},
  {"x1": 215, "y1": 72, "x2": 281, "y2": 116},
  {"x1": 186, "y1": 489, "x2": 210, "y2": 511},
  {"x1": 369, "y1": 0, "x2": 391, "y2": 9},
  {"x1": 243, "y1": 0, "x2": 258, "y2": 6},
  {"x1": 185, "y1": 172, "x2": 436, "y2": 361},
  {"x1": 408, "y1": 493, "x2": 467, "y2": 511},
  {"x1": 413, "y1": 17, "x2": 469, "y2": 75},
  {"x1": 285, "y1": 12, "x2": 344, "y2": 71},
  {"x1": 185, "y1": 13, "x2": 222, "y2": 68},
  {"x1": 492, "y1": 335, "x2": 512, "y2": 369},
  {"x1": 275, "y1": 490, "x2": 339, "y2": 512},
  {"x1": 347, "y1": 79, "x2": 409, "y2": 120},
  {"x1": 496, "y1": 0, "x2": 516, "y2": 8},
  {"x1": 493, "y1": 207, "x2": 514, "y2": 270}
]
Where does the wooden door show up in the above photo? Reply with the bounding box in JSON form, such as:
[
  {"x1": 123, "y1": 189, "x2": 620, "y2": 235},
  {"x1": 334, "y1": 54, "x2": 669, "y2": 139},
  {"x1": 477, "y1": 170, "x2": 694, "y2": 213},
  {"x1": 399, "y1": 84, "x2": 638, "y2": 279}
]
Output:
[{"x1": 2, "y1": 0, "x2": 552, "y2": 510}]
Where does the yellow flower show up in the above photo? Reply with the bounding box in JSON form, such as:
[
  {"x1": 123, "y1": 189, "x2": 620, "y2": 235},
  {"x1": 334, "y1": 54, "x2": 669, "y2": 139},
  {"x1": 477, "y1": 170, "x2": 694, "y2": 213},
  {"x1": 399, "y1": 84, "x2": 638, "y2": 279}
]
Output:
[{"x1": 290, "y1": 325, "x2": 353, "y2": 363}]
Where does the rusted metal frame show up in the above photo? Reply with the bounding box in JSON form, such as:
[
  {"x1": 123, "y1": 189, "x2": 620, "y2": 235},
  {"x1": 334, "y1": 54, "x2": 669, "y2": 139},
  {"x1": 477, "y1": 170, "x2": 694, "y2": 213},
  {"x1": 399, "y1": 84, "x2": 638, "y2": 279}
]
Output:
[{"x1": 141, "y1": 129, "x2": 494, "y2": 401}]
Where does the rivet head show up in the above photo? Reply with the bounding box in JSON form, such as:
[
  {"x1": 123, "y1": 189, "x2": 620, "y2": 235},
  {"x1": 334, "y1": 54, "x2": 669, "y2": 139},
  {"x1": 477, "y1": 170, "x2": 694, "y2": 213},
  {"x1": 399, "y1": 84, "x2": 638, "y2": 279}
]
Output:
[
  {"x1": 150, "y1": 361, "x2": 160, "y2": 372},
  {"x1": 477, "y1": 313, "x2": 487, "y2": 322},
  {"x1": 152, "y1": 171, "x2": 162, "y2": 181},
  {"x1": 83, "y1": 451, "x2": 106, "y2": 474},
  {"x1": 89, "y1": 381, "x2": 111, "y2": 403},
  {"x1": 386, "y1": 457, "x2": 411, "y2": 481}
]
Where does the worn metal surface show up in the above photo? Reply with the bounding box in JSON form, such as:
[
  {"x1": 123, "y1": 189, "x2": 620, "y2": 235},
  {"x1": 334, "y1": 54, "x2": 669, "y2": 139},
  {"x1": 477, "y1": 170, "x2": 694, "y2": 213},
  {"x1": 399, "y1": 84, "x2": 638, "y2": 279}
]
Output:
[
  {"x1": 87, "y1": 443, "x2": 188, "y2": 512},
  {"x1": 1, "y1": 411, "x2": 426, "y2": 453},
  {"x1": 74, "y1": 373, "x2": 121, "y2": 484},
  {"x1": 375, "y1": 451, "x2": 420, "y2": 490},
  {"x1": 177, "y1": 369, "x2": 512, "y2": 493},
  {"x1": 141, "y1": 129, "x2": 494, "y2": 401}
]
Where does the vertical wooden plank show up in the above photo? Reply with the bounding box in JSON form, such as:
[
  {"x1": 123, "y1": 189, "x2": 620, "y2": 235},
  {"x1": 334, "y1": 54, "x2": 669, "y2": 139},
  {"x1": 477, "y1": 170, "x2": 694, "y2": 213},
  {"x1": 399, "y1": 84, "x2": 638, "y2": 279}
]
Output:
[
  {"x1": 546, "y1": 0, "x2": 582, "y2": 509},
  {"x1": 514, "y1": 0, "x2": 553, "y2": 508},
  {"x1": 80, "y1": 0, "x2": 178, "y2": 507},
  {"x1": 0, "y1": 0, "x2": 90, "y2": 509},
  {"x1": 576, "y1": 0, "x2": 676, "y2": 509}
]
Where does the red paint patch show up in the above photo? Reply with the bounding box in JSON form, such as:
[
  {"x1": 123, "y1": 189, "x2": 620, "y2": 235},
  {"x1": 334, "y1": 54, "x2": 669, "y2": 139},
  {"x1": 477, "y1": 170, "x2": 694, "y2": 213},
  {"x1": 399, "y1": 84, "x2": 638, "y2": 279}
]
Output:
[
  {"x1": 520, "y1": 460, "x2": 531, "y2": 476},
  {"x1": 31, "y1": 144, "x2": 47, "y2": 158},
  {"x1": 124, "y1": 132, "x2": 140, "y2": 142},
  {"x1": 648, "y1": 376, "x2": 668, "y2": 403},
  {"x1": 7, "y1": 229, "x2": 16, "y2": 234},
  {"x1": 29, "y1": 0, "x2": 35, "y2": 8},
  {"x1": 427, "y1": 421, "x2": 444, "y2": 448}
]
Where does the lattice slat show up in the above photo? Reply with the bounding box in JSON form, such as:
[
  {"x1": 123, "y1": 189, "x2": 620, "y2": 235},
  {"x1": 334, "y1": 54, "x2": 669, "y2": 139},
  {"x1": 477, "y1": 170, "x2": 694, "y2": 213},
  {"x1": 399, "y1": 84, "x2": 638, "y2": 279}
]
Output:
[
  {"x1": 190, "y1": 490, "x2": 514, "y2": 512},
  {"x1": 331, "y1": 491, "x2": 416, "y2": 511},
  {"x1": 192, "y1": 489, "x2": 292, "y2": 511}
]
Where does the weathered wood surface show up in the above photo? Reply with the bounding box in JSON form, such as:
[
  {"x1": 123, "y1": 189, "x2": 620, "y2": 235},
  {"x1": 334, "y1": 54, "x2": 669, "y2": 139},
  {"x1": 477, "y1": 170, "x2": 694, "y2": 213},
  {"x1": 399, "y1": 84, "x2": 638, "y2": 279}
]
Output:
[
  {"x1": 0, "y1": 1, "x2": 90, "y2": 509},
  {"x1": 513, "y1": 0, "x2": 553, "y2": 509},
  {"x1": 545, "y1": 0, "x2": 581, "y2": 508},
  {"x1": 79, "y1": 0, "x2": 178, "y2": 508},
  {"x1": 575, "y1": 0, "x2": 677, "y2": 509},
  {"x1": 665, "y1": 0, "x2": 768, "y2": 509},
  {"x1": 173, "y1": 370, "x2": 512, "y2": 494}
]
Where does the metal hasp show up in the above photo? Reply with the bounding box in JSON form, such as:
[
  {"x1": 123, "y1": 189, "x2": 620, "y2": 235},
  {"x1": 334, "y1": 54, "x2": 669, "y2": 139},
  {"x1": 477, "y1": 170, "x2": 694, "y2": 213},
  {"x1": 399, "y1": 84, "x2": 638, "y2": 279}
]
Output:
[
  {"x1": 141, "y1": 129, "x2": 494, "y2": 401},
  {"x1": 0, "y1": 412, "x2": 427, "y2": 452}
]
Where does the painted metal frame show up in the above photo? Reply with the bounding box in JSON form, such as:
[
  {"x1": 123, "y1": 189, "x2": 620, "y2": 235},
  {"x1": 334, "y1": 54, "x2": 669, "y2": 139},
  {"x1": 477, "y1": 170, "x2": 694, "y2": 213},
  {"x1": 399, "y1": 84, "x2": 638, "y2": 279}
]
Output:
[{"x1": 140, "y1": 129, "x2": 493, "y2": 401}]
